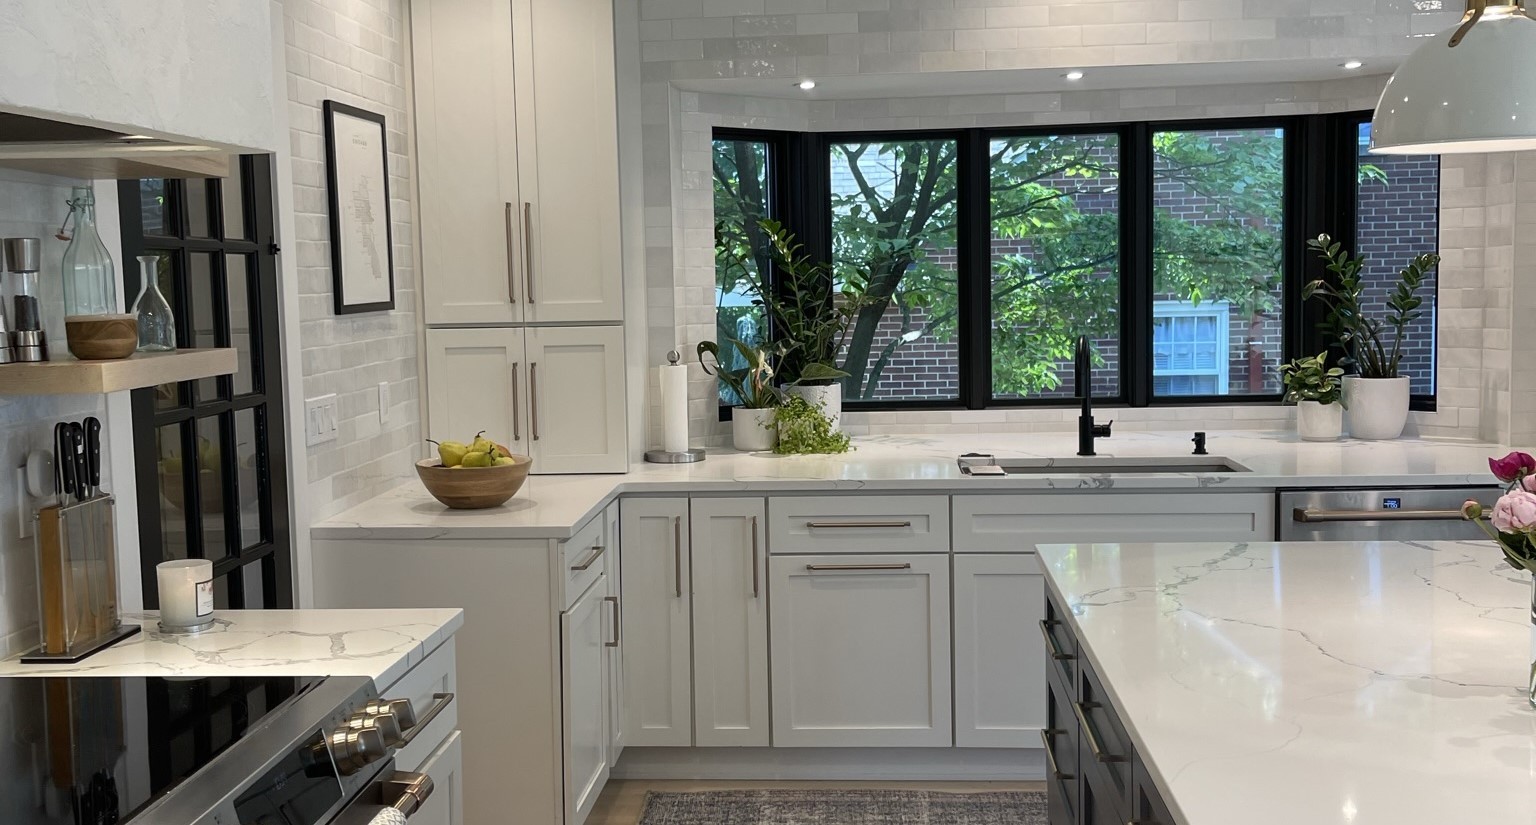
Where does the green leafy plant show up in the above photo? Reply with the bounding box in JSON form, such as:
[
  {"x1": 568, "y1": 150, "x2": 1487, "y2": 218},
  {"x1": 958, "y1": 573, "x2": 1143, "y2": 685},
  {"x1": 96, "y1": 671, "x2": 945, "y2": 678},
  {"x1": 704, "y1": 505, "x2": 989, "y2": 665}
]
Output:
[
  {"x1": 697, "y1": 338, "x2": 782, "y2": 409},
  {"x1": 752, "y1": 219, "x2": 881, "y2": 386},
  {"x1": 1304, "y1": 234, "x2": 1438, "y2": 379},
  {"x1": 773, "y1": 394, "x2": 851, "y2": 455},
  {"x1": 1278, "y1": 352, "x2": 1346, "y2": 408}
]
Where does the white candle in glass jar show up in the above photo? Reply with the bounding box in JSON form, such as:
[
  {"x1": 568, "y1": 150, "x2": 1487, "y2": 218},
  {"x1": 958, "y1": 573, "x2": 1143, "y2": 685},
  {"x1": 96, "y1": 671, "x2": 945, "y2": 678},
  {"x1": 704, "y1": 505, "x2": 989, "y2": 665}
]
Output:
[{"x1": 157, "y1": 559, "x2": 214, "y2": 629}]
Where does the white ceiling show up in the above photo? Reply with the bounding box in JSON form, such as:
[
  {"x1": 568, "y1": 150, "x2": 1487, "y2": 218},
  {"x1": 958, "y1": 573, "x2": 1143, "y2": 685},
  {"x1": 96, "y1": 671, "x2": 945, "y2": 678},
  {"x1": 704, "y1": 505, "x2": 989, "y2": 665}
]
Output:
[{"x1": 674, "y1": 58, "x2": 1402, "y2": 101}]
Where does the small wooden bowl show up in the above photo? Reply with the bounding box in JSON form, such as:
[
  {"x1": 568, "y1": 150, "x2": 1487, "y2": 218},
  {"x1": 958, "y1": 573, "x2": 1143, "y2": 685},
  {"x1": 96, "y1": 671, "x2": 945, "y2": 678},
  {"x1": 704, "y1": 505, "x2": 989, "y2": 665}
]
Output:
[
  {"x1": 416, "y1": 456, "x2": 532, "y2": 509},
  {"x1": 66, "y1": 314, "x2": 138, "y2": 360}
]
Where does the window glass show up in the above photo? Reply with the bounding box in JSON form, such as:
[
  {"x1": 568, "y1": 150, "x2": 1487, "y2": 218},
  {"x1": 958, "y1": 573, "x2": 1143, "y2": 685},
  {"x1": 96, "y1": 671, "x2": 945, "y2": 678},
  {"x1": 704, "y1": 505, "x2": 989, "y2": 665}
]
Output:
[
  {"x1": 830, "y1": 139, "x2": 960, "y2": 402},
  {"x1": 1356, "y1": 122, "x2": 1439, "y2": 395},
  {"x1": 1152, "y1": 127, "x2": 1286, "y2": 397},
  {"x1": 990, "y1": 134, "x2": 1120, "y2": 400},
  {"x1": 712, "y1": 138, "x2": 773, "y2": 405}
]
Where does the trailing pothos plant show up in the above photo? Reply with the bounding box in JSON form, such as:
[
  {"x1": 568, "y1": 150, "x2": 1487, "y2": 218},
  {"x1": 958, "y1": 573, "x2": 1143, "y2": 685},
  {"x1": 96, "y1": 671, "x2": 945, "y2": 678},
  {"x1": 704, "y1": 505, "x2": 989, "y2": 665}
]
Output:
[
  {"x1": 773, "y1": 394, "x2": 852, "y2": 455},
  {"x1": 1304, "y1": 234, "x2": 1438, "y2": 379},
  {"x1": 697, "y1": 338, "x2": 782, "y2": 409},
  {"x1": 1278, "y1": 352, "x2": 1347, "y2": 408}
]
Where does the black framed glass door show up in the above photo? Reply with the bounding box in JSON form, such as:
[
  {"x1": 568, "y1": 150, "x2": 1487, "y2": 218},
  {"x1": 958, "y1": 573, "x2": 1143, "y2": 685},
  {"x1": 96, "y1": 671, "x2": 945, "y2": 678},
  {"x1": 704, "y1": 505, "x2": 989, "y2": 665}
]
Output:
[{"x1": 119, "y1": 155, "x2": 293, "y2": 609}]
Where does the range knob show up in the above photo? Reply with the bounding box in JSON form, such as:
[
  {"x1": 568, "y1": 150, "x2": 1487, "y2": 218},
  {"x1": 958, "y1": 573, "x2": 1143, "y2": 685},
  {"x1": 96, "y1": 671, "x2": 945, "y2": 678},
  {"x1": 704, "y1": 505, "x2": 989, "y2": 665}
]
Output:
[
  {"x1": 345, "y1": 709, "x2": 405, "y2": 747},
  {"x1": 363, "y1": 698, "x2": 418, "y2": 731},
  {"x1": 328, "y1": 725, "x2": 388, "y2": 776}
]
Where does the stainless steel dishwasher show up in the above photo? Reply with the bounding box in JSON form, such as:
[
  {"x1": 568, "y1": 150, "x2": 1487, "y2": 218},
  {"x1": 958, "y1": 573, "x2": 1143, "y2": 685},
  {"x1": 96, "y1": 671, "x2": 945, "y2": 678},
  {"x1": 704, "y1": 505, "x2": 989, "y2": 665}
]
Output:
[{"x1": 1278, "y1": 486, "x2": 1502, "y2": 542}]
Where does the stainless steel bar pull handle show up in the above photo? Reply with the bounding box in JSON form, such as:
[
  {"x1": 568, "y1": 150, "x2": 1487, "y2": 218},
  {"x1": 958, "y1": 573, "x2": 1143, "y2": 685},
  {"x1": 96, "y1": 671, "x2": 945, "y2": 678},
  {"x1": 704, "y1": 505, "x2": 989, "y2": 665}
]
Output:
[
  {"x1": 384, "y1": 770, "x2": 436, "y2": 816},
  {"x1": 510, "y1": 362, "x2": 522, "y2": 442},
  {"x1": 522, "y1": 202, "x2": 535, "y2": 303},
  {"x1": 604, "y1": 595, "x2": 620, "y2": 648},
  {"x1": 673, "y1": 516, "x2": 683, "y2": 598},
  {"x1": 529, "y1": 362, "x2": 541, "y2": 441},
  {"x1": 1292, "y1": 507, "x2": 1482, "y2": 524},
  {"x1": 1040, "y1": 729, "x2": 1072, "y2": 781},
  {"x1": 1072, "y1": 701, "x2": 1126, "y2": 763},
  {"x1": 503, "y1": 202, "x2": 516, "y2": 303},
  {"x1": 750, "y1": 515, "x2": 760, "y2": 598},
  {"x1": 1039, "y1": 619, "x2": 1074, "y2": 661},
  {"x1": 805, "y1": 520, "x2": 913, "y2": 529},
  {"x1": 804, "y1": 563, "x2": 912, "y2": 572},
  {"x1": 398, "y1": 693, "x2": 455, "y2": 747},
  {"x1": 570, "y1": 543, "x2": 605, "y2": 571}
]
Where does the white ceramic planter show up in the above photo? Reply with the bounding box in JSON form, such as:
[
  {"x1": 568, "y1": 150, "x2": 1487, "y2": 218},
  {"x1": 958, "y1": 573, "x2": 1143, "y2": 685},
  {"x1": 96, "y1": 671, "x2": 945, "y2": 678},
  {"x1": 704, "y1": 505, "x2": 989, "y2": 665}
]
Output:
[
  {"x1": 1343, "y1": 376, "x2": 1411, "y2": 440},
  {"x1": 1296, "y1": 400, "x2": 1344, "y2": 441},
  {"x1": 787, "y1": 383, "x2": 843, "y2": 432},
  {"x1": 731, "y1": 407, "x2": 777, "y2": 452}
]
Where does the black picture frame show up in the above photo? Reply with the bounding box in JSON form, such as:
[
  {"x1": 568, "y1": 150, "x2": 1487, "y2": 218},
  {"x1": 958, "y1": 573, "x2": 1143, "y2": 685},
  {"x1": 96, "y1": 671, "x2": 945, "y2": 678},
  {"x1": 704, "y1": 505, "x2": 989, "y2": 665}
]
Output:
[{"x1": 323, "y1": 100, "x2": 396, "y2": 315}]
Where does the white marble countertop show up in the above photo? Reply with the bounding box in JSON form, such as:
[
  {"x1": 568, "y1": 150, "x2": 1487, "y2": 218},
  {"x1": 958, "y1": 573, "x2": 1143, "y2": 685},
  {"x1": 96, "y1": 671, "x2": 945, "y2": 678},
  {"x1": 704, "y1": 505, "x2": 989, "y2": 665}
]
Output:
[
  {"x1": 1036, "y1": 539, "x2": 1535, "y2": 825},
  {"x1": 0, "y1": 608, "x2": 463, "y2": 689},
  {"x1": 313, "y1": 430, "x2": 1508, "y2": 540}
]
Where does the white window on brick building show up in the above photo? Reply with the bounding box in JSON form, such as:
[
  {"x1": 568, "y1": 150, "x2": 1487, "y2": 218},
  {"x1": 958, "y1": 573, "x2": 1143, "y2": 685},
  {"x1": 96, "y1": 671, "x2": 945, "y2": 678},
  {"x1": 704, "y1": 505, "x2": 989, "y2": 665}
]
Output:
[{"x1": 1152, "y1": 300, "x2": 1230, "y2": 396}]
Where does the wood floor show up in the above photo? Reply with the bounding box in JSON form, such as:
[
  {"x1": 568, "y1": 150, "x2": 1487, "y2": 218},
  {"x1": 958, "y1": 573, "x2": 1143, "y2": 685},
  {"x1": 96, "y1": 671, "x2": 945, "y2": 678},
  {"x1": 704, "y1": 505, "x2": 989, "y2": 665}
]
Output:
[{"x1": 588, "y1": 780, "x2": 1048, "y2": 825}]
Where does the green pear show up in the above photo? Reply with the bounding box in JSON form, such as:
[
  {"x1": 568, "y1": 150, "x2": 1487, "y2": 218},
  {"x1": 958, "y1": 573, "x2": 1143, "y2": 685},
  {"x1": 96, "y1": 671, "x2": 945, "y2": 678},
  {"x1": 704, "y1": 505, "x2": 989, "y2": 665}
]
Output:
[{"x1": 461, "y1": 450, "x2": 493, "y2": 468}]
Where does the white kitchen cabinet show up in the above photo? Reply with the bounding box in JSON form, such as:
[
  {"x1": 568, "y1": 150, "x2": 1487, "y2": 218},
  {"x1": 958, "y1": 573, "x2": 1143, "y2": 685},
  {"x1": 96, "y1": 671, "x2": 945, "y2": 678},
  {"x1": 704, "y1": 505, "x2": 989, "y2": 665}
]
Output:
[
  {"x1": 690, "y1": 498, "x2": 770, "y2": 747},
  {"x1": 411, "y1": 0, "x2": 523, "y2": 326},
  {"x1": 952, "y1": 492, "x2": 1274, "y2": 551},
  {"x1": 563, "y1": 573, "x2": 611, "y2": 825},
  {"x1": 954, "y1": 554, "x2": 1047, "y2": 748},
  {"x1": 525, "y1": 326, "x2": 627, "y2": 473},
  {"x1": 621, "y1": 498, "x2": 693, "y2": 746},
  {"x1": 410, "y1": 730, "x2": 465, "y2": 825},
  {"x1": 411, "y1": 0, "x2": 621, "y2": 326},
  {"x1": 768, "y1": 495, "x2": 950, "y2": 555},
  {"x1": 511, "y1": 0, "x2": 623, "y2": 323},
  {"x1": 769, "y1": 554, "x2": 952, "y2": 748},
  {"x1": 425, "y1": 326, "x2": 626, "y2": 473},
  {"x1": 603, "y1": 501, "x2": 626, "y2": 766}
]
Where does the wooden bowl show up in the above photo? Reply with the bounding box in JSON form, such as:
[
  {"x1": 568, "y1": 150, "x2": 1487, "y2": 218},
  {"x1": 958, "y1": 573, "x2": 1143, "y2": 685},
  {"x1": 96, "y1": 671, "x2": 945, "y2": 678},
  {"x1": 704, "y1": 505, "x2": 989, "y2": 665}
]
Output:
[
  {"x1": 416, "y1": 456, "x2": 532, "y2": 509},
  {"x1": 66, "y1": 314, "x2": 138, "y2": 360}
]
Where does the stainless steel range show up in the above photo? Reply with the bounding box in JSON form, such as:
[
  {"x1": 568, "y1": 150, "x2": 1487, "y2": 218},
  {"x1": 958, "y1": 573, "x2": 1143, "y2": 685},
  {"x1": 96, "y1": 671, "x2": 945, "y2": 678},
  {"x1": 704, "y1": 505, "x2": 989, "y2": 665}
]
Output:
[{"x1": 1, "y1": 673, "x2": 451, "y2": 825}]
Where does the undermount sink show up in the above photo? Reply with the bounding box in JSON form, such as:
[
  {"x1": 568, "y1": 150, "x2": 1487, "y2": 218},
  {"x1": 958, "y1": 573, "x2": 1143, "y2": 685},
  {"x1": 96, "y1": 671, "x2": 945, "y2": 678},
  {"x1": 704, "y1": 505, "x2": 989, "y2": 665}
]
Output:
[{"x1": 958, "y1": 455, "x2": 1253, "y2": 475}]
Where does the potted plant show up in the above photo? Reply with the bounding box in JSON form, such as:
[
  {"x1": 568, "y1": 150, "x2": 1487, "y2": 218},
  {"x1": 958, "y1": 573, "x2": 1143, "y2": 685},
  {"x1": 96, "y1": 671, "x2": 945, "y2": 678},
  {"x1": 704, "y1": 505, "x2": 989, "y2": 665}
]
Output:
[
  {"x1": 1304, "y1": 234, "x2": 1437, "y2": 440},
  {"x1": 1278, "y1": 352, "x2": 1347, "y2": 441},
  {"x1": 753, "y1": 219, "x2": 877, "y2": 433},
  {"x1": 698, "y1": 338, "x2": 781, "y2": 452}
]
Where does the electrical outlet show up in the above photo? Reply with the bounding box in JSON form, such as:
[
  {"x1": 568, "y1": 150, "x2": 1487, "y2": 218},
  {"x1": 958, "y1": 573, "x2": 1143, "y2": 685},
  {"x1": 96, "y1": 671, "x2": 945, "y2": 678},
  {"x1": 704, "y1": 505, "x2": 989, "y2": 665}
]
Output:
[
  {"x1": 378, "y1": 382, "x2": 391, "y2": 426},
  {"x1": 305, "y1": 394, "x2": 339, "y2": 447}
]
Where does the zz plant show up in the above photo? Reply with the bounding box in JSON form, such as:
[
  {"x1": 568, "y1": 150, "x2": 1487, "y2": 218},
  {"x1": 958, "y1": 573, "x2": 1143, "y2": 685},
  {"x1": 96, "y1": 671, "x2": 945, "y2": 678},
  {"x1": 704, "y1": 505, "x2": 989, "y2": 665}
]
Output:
[{"x1": 1304, "y1": 234, "x2": 1438, "y2": 379}]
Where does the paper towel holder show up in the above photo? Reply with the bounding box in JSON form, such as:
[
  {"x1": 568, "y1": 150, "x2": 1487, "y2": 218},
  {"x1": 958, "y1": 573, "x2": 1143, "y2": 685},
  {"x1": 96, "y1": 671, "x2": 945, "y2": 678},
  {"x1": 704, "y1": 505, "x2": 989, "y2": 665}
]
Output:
[{"x1": 646, "y1": 350, "x2": 706, "y2": 464}]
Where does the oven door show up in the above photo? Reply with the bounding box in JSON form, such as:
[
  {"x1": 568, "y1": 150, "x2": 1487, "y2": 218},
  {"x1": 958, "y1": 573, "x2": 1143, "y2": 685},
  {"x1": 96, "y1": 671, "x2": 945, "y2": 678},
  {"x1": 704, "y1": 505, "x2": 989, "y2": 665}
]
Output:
[
  {"x1": 1279, "y1": 487, "x2": 1501, "y2": 542},
  {"x1": 329, "y1": 733, "x2": 456, "y2": 825}
]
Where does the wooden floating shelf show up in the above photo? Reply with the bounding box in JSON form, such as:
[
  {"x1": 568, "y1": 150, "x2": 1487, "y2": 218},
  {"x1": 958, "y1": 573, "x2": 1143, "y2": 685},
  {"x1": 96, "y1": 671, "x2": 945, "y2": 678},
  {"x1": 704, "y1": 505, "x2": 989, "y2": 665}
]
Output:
[{"x1": 0, "y1": 348, "x2": 238, "y2": 396}]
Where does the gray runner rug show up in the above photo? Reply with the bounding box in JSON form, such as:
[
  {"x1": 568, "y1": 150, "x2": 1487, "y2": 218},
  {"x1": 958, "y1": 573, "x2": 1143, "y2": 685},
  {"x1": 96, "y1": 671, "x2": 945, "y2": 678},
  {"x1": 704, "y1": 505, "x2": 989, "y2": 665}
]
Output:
[{"x1": 638, "y1": 789, "x2": 1048, "y2": 824}]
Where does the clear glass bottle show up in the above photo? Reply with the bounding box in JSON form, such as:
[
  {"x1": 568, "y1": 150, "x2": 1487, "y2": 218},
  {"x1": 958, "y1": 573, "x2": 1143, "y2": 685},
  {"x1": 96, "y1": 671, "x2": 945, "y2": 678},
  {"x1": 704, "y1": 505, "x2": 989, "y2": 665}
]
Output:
[
  {"x1": 61, "y1": 185, "x2": 118, "y2": 318},
  {"x1": 133, "y1": 255, "x2": 175, "y2": 352}
]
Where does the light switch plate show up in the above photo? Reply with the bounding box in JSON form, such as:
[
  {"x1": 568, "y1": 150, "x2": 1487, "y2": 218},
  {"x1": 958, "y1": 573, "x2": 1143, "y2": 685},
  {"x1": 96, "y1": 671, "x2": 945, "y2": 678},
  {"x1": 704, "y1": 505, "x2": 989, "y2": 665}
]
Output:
[
  {"x1": 378, "y1": 382, "x2": 391, "y2": 426},
  {"x1": 305, "y1": 393, "x2": 339, "y2": 447}
]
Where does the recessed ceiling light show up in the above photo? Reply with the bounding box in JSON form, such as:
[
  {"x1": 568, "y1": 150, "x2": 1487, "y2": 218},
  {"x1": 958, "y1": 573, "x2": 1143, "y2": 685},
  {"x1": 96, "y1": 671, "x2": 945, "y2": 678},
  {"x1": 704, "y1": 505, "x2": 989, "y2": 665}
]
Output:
[
  {"x1": 796, "y1": 79, "x2": 816, "y2": 91},
  {"x1": 1341, "y1": 60, "x2": 1365, "y2": 70},
  {"x1": 1064, "y1": 70, "x2": 1085, "y2": 81}
]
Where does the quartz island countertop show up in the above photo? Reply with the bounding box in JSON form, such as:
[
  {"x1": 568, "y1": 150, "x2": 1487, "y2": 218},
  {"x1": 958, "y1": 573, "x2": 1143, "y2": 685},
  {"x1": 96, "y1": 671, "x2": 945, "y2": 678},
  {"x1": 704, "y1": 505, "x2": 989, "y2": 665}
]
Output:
[
  {"x1": 313, "y1": 430, "x2": 1507, "y2": 540},
  {"x1": 1036, "y1": 539, "x2": 1535, "y2": 825},
  {"x1": 0, "y1": 608, "x2": 463, "y2": 688}
]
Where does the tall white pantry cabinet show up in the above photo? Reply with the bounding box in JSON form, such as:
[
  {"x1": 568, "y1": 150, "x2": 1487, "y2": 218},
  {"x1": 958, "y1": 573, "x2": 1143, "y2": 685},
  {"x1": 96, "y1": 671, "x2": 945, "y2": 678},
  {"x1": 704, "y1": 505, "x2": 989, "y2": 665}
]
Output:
[{"x1": 412, "y1": 0, "x2": 628, "y2": 473}]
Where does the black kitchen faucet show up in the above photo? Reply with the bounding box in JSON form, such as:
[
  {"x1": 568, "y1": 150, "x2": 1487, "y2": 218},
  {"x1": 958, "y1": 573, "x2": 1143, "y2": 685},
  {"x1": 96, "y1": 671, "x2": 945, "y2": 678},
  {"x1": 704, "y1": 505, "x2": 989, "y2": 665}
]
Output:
[{"x1": 1075, "y1": 335, "x2": 1112, "y2": 456}]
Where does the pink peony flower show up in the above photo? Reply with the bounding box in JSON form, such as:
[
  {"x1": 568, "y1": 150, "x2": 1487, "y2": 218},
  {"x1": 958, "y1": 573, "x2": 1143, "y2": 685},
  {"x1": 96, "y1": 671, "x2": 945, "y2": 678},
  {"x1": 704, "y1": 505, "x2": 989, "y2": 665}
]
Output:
[
  {"x1": 1489, "y1": 451, "x2": 1536, "y2": 483},
  {"x1": 1490, "y1": 490, "x2": 1536, "y2": 534}
]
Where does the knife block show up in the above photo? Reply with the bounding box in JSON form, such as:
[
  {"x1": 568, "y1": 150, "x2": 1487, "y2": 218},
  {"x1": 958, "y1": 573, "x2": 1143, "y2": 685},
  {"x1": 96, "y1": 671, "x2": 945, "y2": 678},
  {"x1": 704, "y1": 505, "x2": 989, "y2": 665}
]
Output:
[{"x1": 22, "y1": 495, "x2": 140, "y2": 663}]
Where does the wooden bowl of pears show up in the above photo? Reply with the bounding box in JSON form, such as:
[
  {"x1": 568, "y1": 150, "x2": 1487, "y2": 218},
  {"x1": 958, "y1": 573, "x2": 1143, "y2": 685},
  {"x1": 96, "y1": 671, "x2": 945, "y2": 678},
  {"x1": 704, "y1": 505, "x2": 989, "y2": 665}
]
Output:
[{"x1": 416, "y1": 432, "x2": 532, "y2": 509}]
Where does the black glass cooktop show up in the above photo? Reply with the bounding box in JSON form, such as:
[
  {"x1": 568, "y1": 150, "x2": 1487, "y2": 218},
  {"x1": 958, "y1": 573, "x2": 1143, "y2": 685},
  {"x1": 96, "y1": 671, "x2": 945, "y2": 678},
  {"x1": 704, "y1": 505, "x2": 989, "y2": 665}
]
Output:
[{"x1": 0, "y1": 675, "x2": 324, "y2": 825}]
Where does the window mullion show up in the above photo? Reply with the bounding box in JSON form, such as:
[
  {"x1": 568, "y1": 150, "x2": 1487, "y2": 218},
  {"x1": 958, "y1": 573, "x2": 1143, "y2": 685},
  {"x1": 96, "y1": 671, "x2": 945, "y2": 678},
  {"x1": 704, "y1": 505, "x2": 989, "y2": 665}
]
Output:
[
  {"x1": 1123, "y1": 122, "x2": 1154, "y2": 408},
  {"x1": 958, "y1": 129, "x2": 990, "y2": 409}
]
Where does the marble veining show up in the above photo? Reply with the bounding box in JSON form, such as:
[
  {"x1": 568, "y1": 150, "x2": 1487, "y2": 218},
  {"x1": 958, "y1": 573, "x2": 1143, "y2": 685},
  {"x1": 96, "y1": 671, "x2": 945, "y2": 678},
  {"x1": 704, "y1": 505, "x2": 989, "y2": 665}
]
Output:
[
  {"x1": 0, "y1": 609, "x2": 462, "y2": 689},
  {"x1": 313, "y1": 430, "x2": 1510, "y2": 540},
  {"x1": 1037, "y1": 540, "x2": 1536, "y2": 825}
]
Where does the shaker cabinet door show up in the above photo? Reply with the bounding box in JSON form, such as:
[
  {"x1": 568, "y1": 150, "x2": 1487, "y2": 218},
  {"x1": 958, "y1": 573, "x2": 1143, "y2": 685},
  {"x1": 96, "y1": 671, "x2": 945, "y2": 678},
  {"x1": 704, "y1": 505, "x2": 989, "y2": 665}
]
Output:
[
  {"x1": 412, "y1": 0, "x2": 523, "y2": 325},
  {"x1": 954, "y1": 554, "x2": 1048, "y2": 748},
  {"x1": 562, "y1": 575, "x2": 611, "y2": 825},
  {"x1": 690, "y1": 498, "x2": 770, "y2": 747},
  {"x1": 525, "y1": 326, "x2": 626, "y2": 473},
  {"x1": 621, "y1": 498, "x2": 693, "y2": 747},
  {"x1": 424, "y1": 328, "x2": 527, "y2": 453}
]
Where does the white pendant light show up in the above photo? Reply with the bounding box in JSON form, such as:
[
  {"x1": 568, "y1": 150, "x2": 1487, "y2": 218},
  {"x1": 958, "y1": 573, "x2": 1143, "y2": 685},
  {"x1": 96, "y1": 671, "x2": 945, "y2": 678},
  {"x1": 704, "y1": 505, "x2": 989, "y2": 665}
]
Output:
[{"x1": 1371, "y1": 0, "x2": 1536, "y2": 154}]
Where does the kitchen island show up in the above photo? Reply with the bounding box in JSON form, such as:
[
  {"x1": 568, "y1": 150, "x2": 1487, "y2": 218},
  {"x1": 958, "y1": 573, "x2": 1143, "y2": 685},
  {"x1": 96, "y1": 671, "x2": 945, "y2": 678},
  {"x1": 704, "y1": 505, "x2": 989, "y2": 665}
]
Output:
[{"x1": 1036, "y1": 539, "x2": 1535, "y2": 825}]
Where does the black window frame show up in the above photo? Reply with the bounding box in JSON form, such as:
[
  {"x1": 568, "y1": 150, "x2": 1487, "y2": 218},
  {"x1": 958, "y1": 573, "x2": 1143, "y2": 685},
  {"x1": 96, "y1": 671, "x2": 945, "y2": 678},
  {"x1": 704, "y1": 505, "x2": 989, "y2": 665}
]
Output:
[{"x1": 711, "y1": 109, "x2": 1438, "y2": 416}]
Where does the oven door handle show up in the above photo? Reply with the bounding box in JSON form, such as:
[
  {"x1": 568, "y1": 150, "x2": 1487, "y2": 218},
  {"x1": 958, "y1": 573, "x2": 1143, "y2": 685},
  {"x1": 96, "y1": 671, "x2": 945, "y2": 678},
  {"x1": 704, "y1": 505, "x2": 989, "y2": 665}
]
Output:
[
  {"x1": 380, "y1": 771, "x2": 436, "y2": 818},
  {"x1": 1291, "y1": 506, "x2": 1484, "y2": 524},
  {"x1": 398, "y1": 693, "x2": 455, "y2": 748}
]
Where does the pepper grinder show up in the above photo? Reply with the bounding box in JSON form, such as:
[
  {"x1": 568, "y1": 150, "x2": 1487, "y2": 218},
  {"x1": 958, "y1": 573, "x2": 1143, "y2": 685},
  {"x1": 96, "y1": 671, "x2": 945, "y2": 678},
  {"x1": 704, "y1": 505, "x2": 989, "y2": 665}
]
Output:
[{"x1": 4, "y1": 237, "x2": 47, "y2": 362}]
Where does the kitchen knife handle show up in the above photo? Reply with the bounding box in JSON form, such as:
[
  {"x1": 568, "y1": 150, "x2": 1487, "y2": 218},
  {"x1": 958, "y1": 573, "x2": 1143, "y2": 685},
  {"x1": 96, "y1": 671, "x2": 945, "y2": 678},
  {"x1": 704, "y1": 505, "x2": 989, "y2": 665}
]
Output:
[
  {"x1": 53, "y1": 422, "x2": 67, "y2": 496},
  {"x1": 85, "y1": 417, "x2": 102, "y2": 492},
  {"x1": 70, "y1": 423, "x2": 88, "y2": 503},
  {"x1": 58, "y1": 423, "x2": 76, "y2": 500}
]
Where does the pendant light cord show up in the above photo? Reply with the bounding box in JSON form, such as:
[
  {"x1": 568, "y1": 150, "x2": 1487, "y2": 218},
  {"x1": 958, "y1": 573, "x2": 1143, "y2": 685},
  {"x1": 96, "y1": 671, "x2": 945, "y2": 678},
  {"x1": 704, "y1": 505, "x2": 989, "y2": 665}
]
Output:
[{"x1": 1451, "y1": 0, "x2": 1488, "y2": 47}]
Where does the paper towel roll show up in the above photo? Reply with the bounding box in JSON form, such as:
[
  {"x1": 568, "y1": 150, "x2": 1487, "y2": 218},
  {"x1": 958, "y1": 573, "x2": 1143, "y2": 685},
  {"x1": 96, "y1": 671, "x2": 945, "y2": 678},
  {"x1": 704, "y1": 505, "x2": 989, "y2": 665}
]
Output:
[{"x1": 660, "y1": 357, "x2": 690, "y2": 454}]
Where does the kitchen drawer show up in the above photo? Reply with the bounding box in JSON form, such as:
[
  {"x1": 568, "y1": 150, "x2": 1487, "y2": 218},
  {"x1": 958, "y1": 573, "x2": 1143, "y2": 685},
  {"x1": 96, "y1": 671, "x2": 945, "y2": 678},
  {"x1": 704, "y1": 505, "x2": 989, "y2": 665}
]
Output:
[
  {"x1": 1043, "y1": 595, "x2": 1078, "y2": 687},
  {"x1": 952, "y1": 492, "x2": 1274, "y2": 551},
  {"x1": 1077, "y1": 657, "x2": 1134, "y2": 815},
  {"x1": 1044, "y1": 666, "x2": 1079, "y2": 825},
  {"x1": 768, "y1": 496, "x2": 949, "y2": 555},
  {"x1": 560, "y1": 514, "x2": 608, "y2": 611},
  {"x1": 383, "y1": 637, "x2": 460, "y2": 773}
]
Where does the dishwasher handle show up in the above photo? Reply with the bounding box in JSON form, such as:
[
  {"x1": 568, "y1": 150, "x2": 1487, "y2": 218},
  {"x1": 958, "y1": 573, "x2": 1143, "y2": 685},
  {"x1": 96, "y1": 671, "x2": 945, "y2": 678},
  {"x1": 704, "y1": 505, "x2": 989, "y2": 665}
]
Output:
[{"x1": 1292, "y1": 506, "x2": 1484, "y2": 524}]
